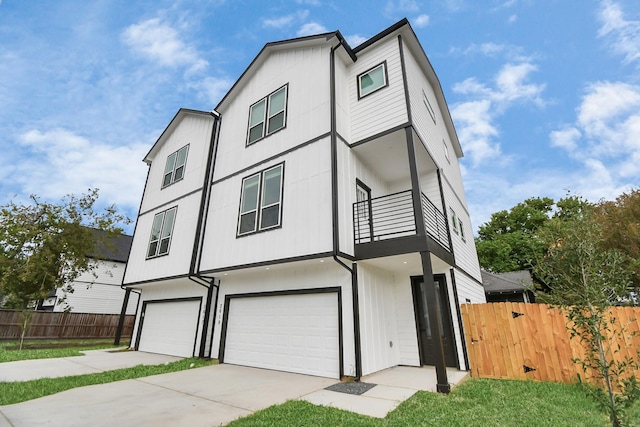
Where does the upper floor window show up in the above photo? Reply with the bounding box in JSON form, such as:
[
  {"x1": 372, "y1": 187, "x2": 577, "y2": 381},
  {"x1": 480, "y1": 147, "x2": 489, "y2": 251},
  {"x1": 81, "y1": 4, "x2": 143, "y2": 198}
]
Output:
[
  {"x1": 449, "y1": 208, "x2": 458, "y2": 235},
  {"x1": 162, "y1": 145, "x2": 189, "y2": 188},
  {"x1": 459, "y1": 218, "x2": 466, "y2": 242},
  {"x1": 358, "y1": 62, "x2": 388, "y2": 99},
  {"x1": 443, "y1": 139, "x2": 450, "y2": 164},
  {"x1": 423, "y1": 90, "x2": 436, "y2": 124},
  {"x1": 237, "y1": 163, "x2": 284, "y2": 236},
  {"x1": 147, "y1": 207, "x2": 177, "y2": 258},
  {"x1": 247, "y1": 85, "x2": 288, "y2": 145}
]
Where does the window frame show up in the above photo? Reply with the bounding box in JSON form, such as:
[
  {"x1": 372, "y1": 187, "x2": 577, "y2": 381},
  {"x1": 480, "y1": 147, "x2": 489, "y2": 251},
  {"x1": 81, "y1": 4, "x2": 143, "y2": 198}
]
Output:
[
  {"x1": 423, "y1": 90, "x2": 437, "y2": 124},
  {"x1": 443, "y1": 139, "x2": 450, "y2": 164},
  {"x1": 236, "y1": 163, "x2": 285, "y2": 237},
  {"x1": 146, "y1": 206, "x2": 178, "y2": 259},
  {"x1": 449, "y1": 207, "x2": 459, "y2": 235},
  {"x1": 459, "y1": 218, "x2": 466, "y2": 242},
  {"x1": 357, "y1": 61, "x2": 389, "y2": 99},
  {"x1": 246, "y1": 84, "x2": 288, "y2": 146},
  {"x1": 162, "y1": 145, "x2": 189, "y2": 189}
]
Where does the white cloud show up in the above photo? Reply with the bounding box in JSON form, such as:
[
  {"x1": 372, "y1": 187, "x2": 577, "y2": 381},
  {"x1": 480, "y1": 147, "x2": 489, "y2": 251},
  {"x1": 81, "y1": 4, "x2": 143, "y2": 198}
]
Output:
[
  {"x1": 122, "y1": 18, "x2": 208, "y2": 73},
  {"x1": 550, "y1": 127, "x2": 581, "y2": 151},
  {"x1": 297, "y1": 22, "x2": 328, "y2": 37},
  {"x1": 384, "y1": 0, "x2": 420, "y2": 18},
  {"x1": 346, "y1": 34, "x2": 368, "y2": 47},
  {"x1": 598, "y1": 0, "x2": 640, "y2": 64},
  {"x1": 451, "y1": 61, "x2": 545, "y2": 166},
  {"x1": 189, "y1": 76, "x2": 234, "y2": 106},
  {"x1": 413, "y1": 14, "x2": 430, "y2": 28},
  {"x1": 263, "y1": 10, "x2": 310, "y2": 29},
  {"x1": 15, "y1": 128, "x2": 148, "y2": 211},
  {"x1": 295, "y1": 0, "x2": 321, "y2": 5},
  {"x1": 508, "y1": 14, "x2": 517, "y2": 23}
]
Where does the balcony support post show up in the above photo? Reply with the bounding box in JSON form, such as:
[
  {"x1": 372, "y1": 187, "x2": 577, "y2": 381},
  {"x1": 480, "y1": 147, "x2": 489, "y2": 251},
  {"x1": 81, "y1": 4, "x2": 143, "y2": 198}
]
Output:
[
  {"x1": 405, "y1": 128, "x2": 426, "y2": 237},
  {"x1": 420, "y1": 251, "x2": 451, "y2": 393}
]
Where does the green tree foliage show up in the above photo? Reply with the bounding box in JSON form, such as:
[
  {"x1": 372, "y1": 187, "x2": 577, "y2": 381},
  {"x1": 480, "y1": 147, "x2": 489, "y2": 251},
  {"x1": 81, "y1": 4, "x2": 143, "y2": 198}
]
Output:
[
  {"x1": 534, "y1": 207, "x2": 639, "y2": 426},
  {"x1": 0, "y1": 190, "x2": 130, "y2": 347}
]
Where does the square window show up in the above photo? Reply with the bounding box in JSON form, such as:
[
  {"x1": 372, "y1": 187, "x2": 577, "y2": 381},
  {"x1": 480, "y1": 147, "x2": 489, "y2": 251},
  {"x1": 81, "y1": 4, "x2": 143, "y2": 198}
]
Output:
[
  {"x1": 147, "y1": 207, "x2": 177, "y2": 259},
  {"x1": 358, "y1": 62, "x2": 388, "y2": 99},
  {"x1": 162, "y1": 145, "x2": 189, "y2": 188},
  {"x1": 237, "y1": 164, "x2": 284, "y2": 236}
]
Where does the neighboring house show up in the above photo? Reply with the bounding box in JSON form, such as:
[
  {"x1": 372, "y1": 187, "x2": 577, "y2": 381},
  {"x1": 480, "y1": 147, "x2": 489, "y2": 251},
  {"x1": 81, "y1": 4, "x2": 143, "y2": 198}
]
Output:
[
  {"x1": 40, "y1": 230, "x2": 139, "y2": 315},
  {"x1": 481, "y1": 270, "x2": 535, "y2": 303},
  {"x1": 122, "y1": 19, "x2": 485, "y2": 392}
]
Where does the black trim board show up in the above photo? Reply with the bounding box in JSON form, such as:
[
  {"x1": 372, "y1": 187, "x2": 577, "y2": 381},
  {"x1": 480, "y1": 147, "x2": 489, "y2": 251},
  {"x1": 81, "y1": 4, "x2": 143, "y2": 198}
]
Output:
[
  {"x1": 138, "y1": 187, "x2": 203, "y2": 218},
  {"x1": 200, "y1": 251, "x2": 337, "y2": 275},
  {"x1": 218, "y1": 287, "x2": 344, "y2": 378},
  {"x1": 449, "y1": 268, "x2": 470, "y2": 371},
  {"x1": 135, "y1": 296, "x2": 203, "y2": 358}
]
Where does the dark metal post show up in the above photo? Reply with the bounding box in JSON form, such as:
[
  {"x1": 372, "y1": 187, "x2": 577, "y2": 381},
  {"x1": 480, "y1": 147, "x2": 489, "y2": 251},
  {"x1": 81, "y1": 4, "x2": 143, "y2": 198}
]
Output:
[{"x1": 114, "y1": 288, "x2": 131, "y2": 346}]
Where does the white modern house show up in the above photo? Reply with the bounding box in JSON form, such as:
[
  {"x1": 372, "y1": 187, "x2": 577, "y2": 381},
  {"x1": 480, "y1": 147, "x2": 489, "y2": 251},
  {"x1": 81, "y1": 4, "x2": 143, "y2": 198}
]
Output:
[
  {"x1": 40, "y1": 231, "x2": 138, "y2": 315},
  {"x1": 121, "y1": 19, "x2": 485, "y2": 393}
]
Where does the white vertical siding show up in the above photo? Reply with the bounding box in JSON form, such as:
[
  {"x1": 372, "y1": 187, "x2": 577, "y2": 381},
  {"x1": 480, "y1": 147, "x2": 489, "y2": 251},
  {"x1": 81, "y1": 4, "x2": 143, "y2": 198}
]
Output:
[
  {"x1": 335, "y1": 54, "x2": 352, "y2": 142},
  {"x1": 211, "y1": 262, "x2": 356, "y2": 376},
  {"x1": 357, "y1": 264, "x2": 400, "y2": 375},
  {"x1": 394, "y1": 276, "x2": 420, "y2": 366},
  {"x1": 125, "y1": 192, "x2": 202, "y2": 283},
  {"x1": 213, "y1": 45, "x2": 332, "y2": 181},
  {"x1": 349, "y1": 37, "x2": 408, "y2": 142},
  {"x1": 454, "y1": 269, "x2": 486, "y2": 304},
  {"x1": 201, "y1": 139, "x2": 332, "y2": 271},
  {"x1": 140, "y1": 114, "x2": 213, "y2": 213}
]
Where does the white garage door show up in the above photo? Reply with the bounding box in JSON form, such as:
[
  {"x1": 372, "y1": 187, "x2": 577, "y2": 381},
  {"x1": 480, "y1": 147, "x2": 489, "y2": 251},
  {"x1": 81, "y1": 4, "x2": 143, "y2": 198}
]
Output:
[
  {"x1": 138, "y1": 299, "x2": 201, "y2": 358},
  {"x1": 224, "y1": 292, "x2": 339, "y2": 378}
]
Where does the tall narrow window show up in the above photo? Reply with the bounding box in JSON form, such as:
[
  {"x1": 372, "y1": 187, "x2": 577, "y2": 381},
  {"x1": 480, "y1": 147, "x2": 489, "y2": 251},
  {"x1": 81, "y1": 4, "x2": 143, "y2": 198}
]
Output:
[
  {"x1": 237, "y1": 164, "x2": 284, "y2": 236},
  {"x1": 423, "y1": 90, "x2": 436, "y2": 124},
  {"x1": 443, "y1": 139, "x2": 450, "y2": 164},
  {"x1": 459, "y1": 219, "x2": 466, "y2": 242},
  {"x1": 162, "y1": 145, "x2": 189, "y2": 188},
  {"x1": 449, "y1": 208, "x2": 458, "y2": 234},
  {"x1": 357, "y1": 62, "x2": 388, "y2": 99},
  {"x1": 147, "y1": 207, "x2": 177, "y2": 258},
  {"x1": 247, "y1": 85, "x2": 288, "y2": 145}
]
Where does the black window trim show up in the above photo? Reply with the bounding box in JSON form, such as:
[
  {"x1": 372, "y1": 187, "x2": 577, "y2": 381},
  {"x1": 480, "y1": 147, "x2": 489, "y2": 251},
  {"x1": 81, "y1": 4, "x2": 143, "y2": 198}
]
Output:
[
  {"x1": 246, "y1": 84, "x2": 289, "y2": 146},
  {"x1": 357, "y1": 61, "x2": 389, "y2": 99},
  {"x1": 146, "y1": 206, "x2": 178, "y2": 259},
  {"x1": 236, "y1": 162, "x2": 285, "y2": 237},
  {"x1": 161, "y1": 144, "x2": 190, "y2": 189}
]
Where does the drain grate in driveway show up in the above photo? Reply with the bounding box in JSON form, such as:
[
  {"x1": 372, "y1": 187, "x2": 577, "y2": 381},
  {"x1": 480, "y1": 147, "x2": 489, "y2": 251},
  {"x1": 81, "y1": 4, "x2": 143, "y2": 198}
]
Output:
[{"x1": 325, "y1": 382, "x2": 376, "y2": 395}]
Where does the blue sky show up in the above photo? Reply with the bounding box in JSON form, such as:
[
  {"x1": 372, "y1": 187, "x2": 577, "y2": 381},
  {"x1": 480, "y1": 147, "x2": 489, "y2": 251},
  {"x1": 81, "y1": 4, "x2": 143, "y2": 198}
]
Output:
[{"x1": 1, "y1": 0, "x2": 639, "y2": 234}]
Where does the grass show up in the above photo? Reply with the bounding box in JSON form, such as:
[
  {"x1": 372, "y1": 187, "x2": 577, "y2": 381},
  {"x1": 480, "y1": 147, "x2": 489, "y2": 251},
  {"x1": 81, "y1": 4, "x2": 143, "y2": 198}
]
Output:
[
  {"x1": 0, "y1": 357, "x2": 214, "y2": 405},
  {"x1": 0, "y1": 339, "x2": 129, "y2": 363},
  {"x1": 228, "y1": 378, "x2": 611, "y2": 427}
]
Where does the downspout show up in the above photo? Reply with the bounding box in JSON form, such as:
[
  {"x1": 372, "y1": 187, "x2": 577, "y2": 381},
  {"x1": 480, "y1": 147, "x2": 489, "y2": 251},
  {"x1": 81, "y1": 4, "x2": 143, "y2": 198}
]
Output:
[{"x1": 330, "y1": 40, "x2": 362, "y2": 381}]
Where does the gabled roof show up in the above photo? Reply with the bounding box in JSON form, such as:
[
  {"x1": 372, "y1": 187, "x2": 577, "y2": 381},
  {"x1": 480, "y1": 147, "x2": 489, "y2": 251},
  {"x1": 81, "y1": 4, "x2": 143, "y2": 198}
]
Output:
[
  {"x1": 86, "y1": 228, "x2": 133, "y2": 263},
  {"x1": 481, "y1": 270, "x2": 534, "y2": 295},
  {"x1": 213, "y1": 18, "x2": 464, "y2": 158},
  {"x1": 143, "y1": 108, "x2": 218, "y2": 164}
]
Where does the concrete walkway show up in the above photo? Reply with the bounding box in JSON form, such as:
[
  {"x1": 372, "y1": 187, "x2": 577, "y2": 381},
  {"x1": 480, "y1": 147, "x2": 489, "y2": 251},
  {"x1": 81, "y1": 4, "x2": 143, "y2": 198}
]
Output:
[
  {"x1": 0, "y1": 349, "x2": 181, "y2": 382},
  {"x1": 0, "y1": 349, "x2": 469, "y2": 426}
]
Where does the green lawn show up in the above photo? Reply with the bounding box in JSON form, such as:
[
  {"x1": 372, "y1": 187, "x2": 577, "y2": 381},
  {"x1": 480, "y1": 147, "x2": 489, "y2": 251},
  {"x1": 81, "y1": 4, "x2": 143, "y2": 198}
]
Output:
[
  {"x1": 0, "y1": 339, "x2": 129, "y2": 363},
  {"x1": 0, "y1": 357, "x2": 214, "y2": 405},
  {"x1": 229, "y1": 378, "x2": 613, "y2": 427}
]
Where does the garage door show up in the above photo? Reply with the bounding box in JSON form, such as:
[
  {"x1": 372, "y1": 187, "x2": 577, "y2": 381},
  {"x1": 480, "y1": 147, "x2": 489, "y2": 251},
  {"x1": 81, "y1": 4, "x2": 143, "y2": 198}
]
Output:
[
  {"x1": 223, "y1": 292, "x2": 339, "y2": 378},
  {"x1": 138, "y1": 299, "x2": 201, "y2": 357}
]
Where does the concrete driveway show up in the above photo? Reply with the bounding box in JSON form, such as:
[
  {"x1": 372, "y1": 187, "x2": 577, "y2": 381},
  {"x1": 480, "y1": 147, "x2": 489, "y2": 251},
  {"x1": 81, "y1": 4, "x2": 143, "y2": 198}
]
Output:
[{"x1": 0, "y1": 362, "x2": 337, "y2": 427}]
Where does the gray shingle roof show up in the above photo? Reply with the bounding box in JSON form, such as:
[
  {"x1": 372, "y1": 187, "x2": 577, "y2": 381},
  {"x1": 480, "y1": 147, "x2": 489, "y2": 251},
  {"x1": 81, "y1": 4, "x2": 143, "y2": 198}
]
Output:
[{"x1": 481, "y1": 270, "x2": 533, "y2": 294}]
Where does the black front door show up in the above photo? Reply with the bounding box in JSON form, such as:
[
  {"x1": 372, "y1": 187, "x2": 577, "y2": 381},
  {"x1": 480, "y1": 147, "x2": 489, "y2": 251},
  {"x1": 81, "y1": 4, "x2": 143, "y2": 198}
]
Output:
[{"x1": 412, "y1": 274, "x2": 457, "y2": 367}]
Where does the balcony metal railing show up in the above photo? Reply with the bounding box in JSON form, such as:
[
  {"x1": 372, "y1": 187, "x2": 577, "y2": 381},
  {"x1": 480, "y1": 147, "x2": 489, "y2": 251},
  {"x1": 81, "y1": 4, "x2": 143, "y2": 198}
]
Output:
[{"x1": 353, "y1": 190, "x2": 450, "y2": 251}]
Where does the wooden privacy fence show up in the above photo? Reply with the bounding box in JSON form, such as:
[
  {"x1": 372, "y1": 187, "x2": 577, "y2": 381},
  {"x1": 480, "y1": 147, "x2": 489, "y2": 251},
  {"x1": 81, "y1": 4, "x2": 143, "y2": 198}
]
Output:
[
  {"x1": 0, "y1": 310, "x2": 135, "y2": 340},
  {"x1": 461, "y1": 302, "x2": 640, "y2": 385}
]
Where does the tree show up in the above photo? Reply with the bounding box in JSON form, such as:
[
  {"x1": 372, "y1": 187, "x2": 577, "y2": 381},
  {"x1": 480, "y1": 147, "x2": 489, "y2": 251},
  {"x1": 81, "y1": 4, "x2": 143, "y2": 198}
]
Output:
[
  {"x1": 534, "y1": 207, "x2": 639, "y2": 426},
  {"x1": 0, "y1": 189, "x2": 130, "y2": 348},
  {"x1": 595, "y1": 189, "x2": 640, "y2": 290}
]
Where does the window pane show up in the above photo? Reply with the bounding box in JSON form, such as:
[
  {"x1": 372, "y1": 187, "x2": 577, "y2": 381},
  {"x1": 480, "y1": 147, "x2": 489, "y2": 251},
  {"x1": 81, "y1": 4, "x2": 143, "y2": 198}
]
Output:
[
  {"x1": 174, "y1": 165, "x2": 184, "y2": 182},
  {"x1": 176, "y1": 146, "x2": 188, "y2": 166},
  {"x1": 161, "y1": 208, "x2": 176, "y2": 239},
  {"x1": 163, "y1": 172, "x2": 173, "y2": 187},
  {"x1": 239, "y1": 212, "x2": 257, "y2": 234},
  {"x1": 147, "y1": 241, "x2": 158, "y2": 258},
  {"x1": 267, "y1": 112, "x2": 284, "y2": 134},
  {"x1": 150, "y1": 213, "x2": 164, "y2": 242},
  {"x1": 269, "y1": 87, "x2": 286, "y2": 115},
  {"x1": 360, "y1": 65, "x2": 385, "y2": 96},
  {"x1": 248, "y1": 124, "x2": 264, "y2": 144},
  {"x1": 241, "y1": 175, "x2": 260, "y2": 213},
  {"x1": 260, "y1": 205, "x2": 280, "y2": 229},
  {"x1": 164, "y1": 153, "x2": 177, "y2": 174},
  {"x1": 262, "y1": 166, "x2": 282, "y2": 206},
  {"x1": 249, "y1": 99, "x2": 266, "y2": 127},
  {"x1": 159, "y1": 237, "x2": 170, "y2": 255}
]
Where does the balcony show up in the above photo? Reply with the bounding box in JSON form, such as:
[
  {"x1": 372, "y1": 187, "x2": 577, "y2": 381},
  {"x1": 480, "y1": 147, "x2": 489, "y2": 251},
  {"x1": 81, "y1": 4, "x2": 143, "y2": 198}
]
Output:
[{"x1": 353, "y1": 190, "x2": 451, "y2": 260}]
